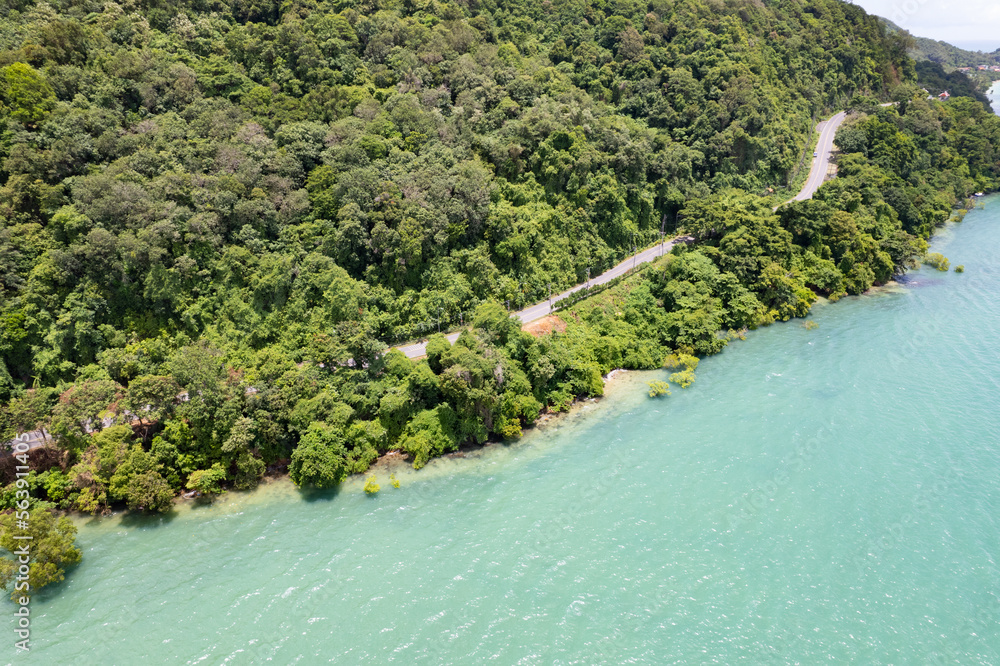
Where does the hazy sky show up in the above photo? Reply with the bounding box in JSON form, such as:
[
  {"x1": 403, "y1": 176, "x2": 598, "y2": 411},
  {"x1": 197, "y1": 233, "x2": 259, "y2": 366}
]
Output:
[{"x1": 852, "y1": 0, "x2": 1000, "y2": 52}]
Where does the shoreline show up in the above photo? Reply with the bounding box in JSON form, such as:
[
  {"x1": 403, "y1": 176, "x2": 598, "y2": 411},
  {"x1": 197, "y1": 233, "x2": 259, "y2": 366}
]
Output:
[
  {"x1": 31, "y1": 167, "x2": 1000, "y2": 666},
  {"x1": 58, "y1": 364, "x2": 641, "y2": 523},
  {"x1": 167, "y1": 201, "x2": 967, "y2": 507},
  {"x1": 49, "y1": 198, "x2": 992, "y2": 522},
  {"x1": 319, "y1": 367, "x2": 634, "y2": 480},
  {"x1": 247, "y1": 367, "x2": 635, "y2": 490}
]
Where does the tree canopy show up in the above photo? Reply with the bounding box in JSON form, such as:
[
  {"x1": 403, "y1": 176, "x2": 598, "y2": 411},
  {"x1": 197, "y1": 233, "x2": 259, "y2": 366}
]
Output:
[{"x1": 1, "y1": 0, "x2": 998, "y2": 510}]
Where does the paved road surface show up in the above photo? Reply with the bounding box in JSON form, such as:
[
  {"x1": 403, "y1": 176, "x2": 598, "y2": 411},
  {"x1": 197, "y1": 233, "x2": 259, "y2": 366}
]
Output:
[
  {"x1": 2, "y1": 415, "x2": 116, "y2": 457},
  {"x1": 396, "y1": 108, "x2": 859, "y2": 360},
  {"x1": 395, "y1": 238, "x2": 686, "y2": 358},
  {"x1": 792, "y1": 110, "x2": 847, "y2": 203},
  {"x1": 5, "y1": 109, "x2": 859, "y2": 453},
  {"x1": 396, "y1": 110, "x2": 855, "y2": 360},
  {"x1": 513, "y1": 240, "x2": 685, "y2": 325},
  {"x1": 1, "y1": 429, "x2": 49, "y2": 457},
  {"x1": 783, "y1": 105, "x2": 891, "y2": 208}
]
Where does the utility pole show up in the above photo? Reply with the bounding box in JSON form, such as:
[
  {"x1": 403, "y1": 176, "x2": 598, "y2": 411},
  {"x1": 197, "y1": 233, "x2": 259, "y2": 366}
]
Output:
[
  {"x1": 586, "y1": 267, "x2": 590, "y2": 288},
  {"x1": 661, "y1": 214, "x2": 667, "y2": 255},
  {"x1": 548, "y1": 283, "x2": 551, "y2": 306},
  {"x1": 437, "y1": 307, "x2": 441, "y2": 332},
  {"x1": 459, "y1": 311, "x2": 463, "y2": 326}
]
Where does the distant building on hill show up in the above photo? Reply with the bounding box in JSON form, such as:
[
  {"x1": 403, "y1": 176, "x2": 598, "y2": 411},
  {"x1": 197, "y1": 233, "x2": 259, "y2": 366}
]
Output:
[{"x1": 938, "y1": 91, "x2": 951, "y2": 100}]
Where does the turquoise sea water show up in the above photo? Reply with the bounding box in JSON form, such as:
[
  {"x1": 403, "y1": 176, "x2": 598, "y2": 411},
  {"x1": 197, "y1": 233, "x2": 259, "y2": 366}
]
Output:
[{"x1": 7, "y1": 202, "x2": 1000, "y2": 664}]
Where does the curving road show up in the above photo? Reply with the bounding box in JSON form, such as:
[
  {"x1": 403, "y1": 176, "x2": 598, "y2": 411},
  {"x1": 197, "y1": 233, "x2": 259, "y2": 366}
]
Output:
[
  {"x1": 396, "y1": 109, "x2": 852, "y2": 359},
  {"x1": 791, "y1": 110, "x2": 847, "y2": 203},
  {"x1": 3, "y1": 111, "x2": 857, "y2": 450}
]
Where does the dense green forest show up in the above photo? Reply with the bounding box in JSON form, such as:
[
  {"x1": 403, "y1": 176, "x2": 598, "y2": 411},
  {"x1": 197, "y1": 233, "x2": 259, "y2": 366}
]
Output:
[{"x1": 1, "y1": 0, "x2": 999, "y2": 521}]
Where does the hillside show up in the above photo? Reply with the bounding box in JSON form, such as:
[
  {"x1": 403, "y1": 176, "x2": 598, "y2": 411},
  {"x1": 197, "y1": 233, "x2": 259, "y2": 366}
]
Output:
[
  {"x1": 913, "y1": 60, "x2": 991, "y2": 106},
  {"x1": 2, "y1": 0, "x2": 999, "y2": 514},
  {"x1": 877, "y1": 19, "x2": 996, "y2": 108},
  {"x1": 881, "y1": 17, "x2": 1000, "y2": 69},
  {"x1": 0, "y1": 0, "x2": 912, "y2": 386}
]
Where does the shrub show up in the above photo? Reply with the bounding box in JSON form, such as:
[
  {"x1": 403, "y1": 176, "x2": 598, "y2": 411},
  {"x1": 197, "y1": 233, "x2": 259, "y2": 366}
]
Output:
[
  {"x1": 0, "y1": 509, "x2": 81, "y2": 601},
  {"x1": 664, "y1": 353, "x2": 697, "y2": 388},
  {"x1": 289, "y1": 423, "x2": 350, "y2": 488},
  {"x1": 398, "y1": 406, "x2": 460, "y2": 469},
  {"x1": 663, "y1": 353, "x2": 699, "y2": 372},
  {"x1": 669, "y1": 369, "x2": 696, "y2": 388},
  {"x1": 924, "y1": 253, "x2": 950, "y2": 271},
  {"x1": 647, "y1": 380, "x2": 671, "y2": 397},
  {"x1": 186, "y1": 463, "x2": 227, "y2": 496}
]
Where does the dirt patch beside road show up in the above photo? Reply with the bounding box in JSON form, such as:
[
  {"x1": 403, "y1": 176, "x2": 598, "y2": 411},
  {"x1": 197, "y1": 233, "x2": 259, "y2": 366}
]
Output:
[{"x1": 522, "y1": 315, "x2": 567, "y2": 337}]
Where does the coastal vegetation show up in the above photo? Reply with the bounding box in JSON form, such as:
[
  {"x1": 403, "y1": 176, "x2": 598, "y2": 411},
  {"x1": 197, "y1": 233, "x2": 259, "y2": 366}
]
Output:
[
  {"x1": 0, "y1": 507, "x2": 81, "y2": 600},
  {"x1": 924, "y1": 252, "x2": 951, "y2": 271},
  {"x1": 1, "y1": 0, "x2": 999, "y2": 551},
  {"x1": 646, "y1": 380, "x2": 670, "y2": 398}
]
